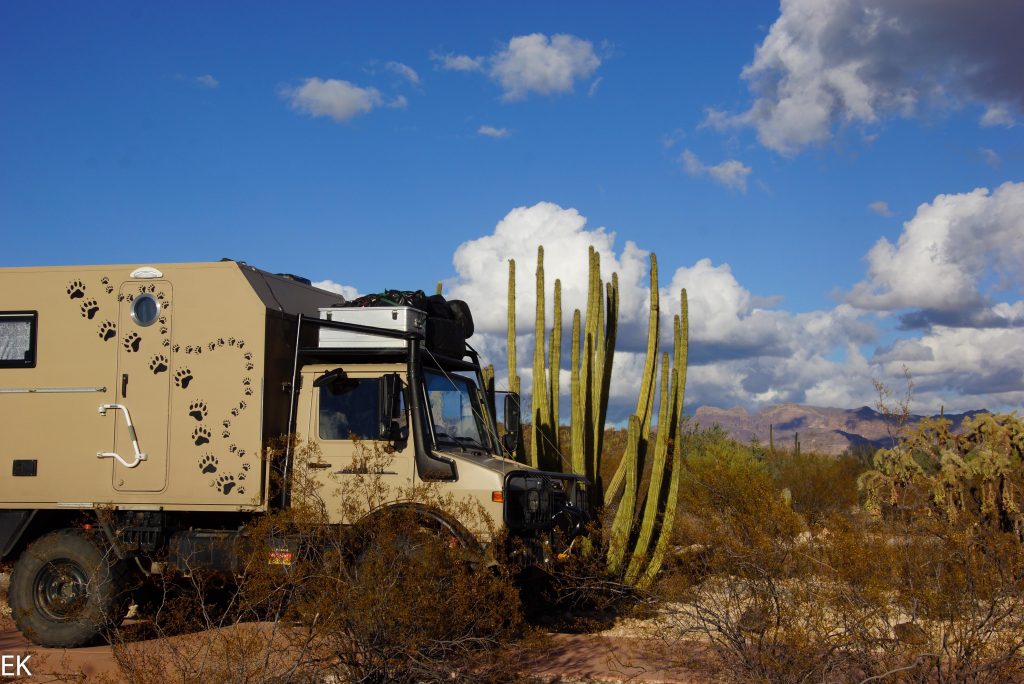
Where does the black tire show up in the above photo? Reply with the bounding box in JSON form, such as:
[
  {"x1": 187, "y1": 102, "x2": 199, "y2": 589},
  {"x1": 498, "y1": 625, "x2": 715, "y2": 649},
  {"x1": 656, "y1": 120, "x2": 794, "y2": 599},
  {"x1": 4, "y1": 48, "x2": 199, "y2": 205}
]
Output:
[{"x1": 8, "y1": 530, "x2": 132, "y2": 647}]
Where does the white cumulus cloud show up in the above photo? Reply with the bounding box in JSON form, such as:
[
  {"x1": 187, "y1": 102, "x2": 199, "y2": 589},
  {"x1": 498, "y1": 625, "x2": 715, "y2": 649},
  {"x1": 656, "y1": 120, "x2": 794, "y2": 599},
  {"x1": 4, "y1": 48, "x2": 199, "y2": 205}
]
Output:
[
  {"x1": 435, "y1": 33, "x2": 601, "y2": 101},
  {"x1": 710, "y1": 0, "x2": 1024, "y2": 154},
  {"x1": 384, "y1": 61, "x2": 420, "y2": 84},
  {"x1": 868, "y1": 201, "x2": 893, "y2": 217},
  {"x1": 478, "y1": 125, "x2": 511, "y2": 139},
  {"x1": 849, "y1": 181, "x2": 1024, "y2": 321},
  {"x1": 491, "y1": 33, "x2": 600, "y2": 101},
  {"x1": 981, "y1": 104, "x2": 1015, "y2": 128},
  {"x1": 680, "y1": 149, "x2": 752, "y2": 192},
  {"x1": 315, "y1": 196, "x2": 1024, "y2": 417},
  {"x1": 312, "y1": 279, "x2": 360, "y2": 302},
  {"x1": 431, "y1": 52, "x2": 485, "y2": 72},
  {"x1": 195, "y1": 74, "x2": 219, "y2": 89},
  {"x1": 282, "y1": 78, "x2": 384, "y2": 123}
]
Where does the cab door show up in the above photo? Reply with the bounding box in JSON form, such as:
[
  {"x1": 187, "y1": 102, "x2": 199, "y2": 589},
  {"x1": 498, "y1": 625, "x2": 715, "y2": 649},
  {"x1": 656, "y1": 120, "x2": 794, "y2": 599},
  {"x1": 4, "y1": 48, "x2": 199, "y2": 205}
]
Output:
[
  {"x1": 111, "y1": 282, "x2": 171, "y2": 492},
  {"x1": 298, "y1": 367, "x2": 414, "y2": 523}
]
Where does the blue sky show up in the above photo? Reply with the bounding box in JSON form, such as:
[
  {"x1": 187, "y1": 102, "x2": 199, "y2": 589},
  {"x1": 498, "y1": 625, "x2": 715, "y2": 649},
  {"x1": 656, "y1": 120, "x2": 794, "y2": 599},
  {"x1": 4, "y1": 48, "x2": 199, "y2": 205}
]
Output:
[{"x1": 3, "y1": 1, "x2": 1022, "y2": 418}]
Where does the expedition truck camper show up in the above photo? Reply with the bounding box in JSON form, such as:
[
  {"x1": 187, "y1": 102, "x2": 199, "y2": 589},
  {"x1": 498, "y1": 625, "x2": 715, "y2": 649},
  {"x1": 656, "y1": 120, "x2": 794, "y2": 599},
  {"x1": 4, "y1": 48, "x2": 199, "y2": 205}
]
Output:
[{"x1": 0, "y1": 260, "x2": 588, "y2": 647}]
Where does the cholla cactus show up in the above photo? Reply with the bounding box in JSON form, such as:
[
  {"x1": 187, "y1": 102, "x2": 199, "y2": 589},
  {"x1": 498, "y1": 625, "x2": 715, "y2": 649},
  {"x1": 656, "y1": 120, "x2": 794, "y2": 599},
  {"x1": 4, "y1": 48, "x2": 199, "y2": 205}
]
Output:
[{"x1": 859, "y1": 412, "x2": 1024, "y2": 534}]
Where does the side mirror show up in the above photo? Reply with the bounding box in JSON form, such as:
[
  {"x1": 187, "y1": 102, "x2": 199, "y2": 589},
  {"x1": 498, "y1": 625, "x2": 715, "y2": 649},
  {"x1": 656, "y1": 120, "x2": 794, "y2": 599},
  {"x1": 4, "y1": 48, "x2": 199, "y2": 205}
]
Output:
[
  {"x1": 378, "y1": 373, "x2": 401, "y2": 439},
  {"x1": 503, "y1": 392, "x2": 521, "y2": 455}
]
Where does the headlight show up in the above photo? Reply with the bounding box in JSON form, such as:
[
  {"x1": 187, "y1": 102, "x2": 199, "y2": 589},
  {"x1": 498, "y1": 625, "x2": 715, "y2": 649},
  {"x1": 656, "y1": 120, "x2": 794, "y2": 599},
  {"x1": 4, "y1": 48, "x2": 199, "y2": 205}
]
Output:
[{"x1": 527, "y1": 489, "x2": 540, "y2": 513}]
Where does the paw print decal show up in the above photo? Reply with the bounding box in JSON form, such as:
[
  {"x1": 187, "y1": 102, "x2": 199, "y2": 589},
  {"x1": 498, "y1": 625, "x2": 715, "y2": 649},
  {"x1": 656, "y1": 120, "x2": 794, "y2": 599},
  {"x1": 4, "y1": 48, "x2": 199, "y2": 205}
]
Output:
[
  {"x1": 188, "y1": 401, "x2": 207, "y2": 421},
  {"x1": 148, "y1": 354, "x2": 168, "y2": 374},
  {"x1": 101, "y1": 277, "x2": 113, "y2": 294},
  {"x1": 198, "y1": 454, "x2": 218, "y2": 474},
  {"x1": 66, "y1": 280, "x2": 86, "y2": 299},
  {"x1": 221, "y1": 428, "x2": 231, "y2": 439},
  {"x1": 192, "y1": 426, "x2": 211, "y2": 446},
  {"x1": 174, "y1": 369, "x2": 193, "y2": 389},
  {"x1": 97, "y1": 321, "x2": 117, "y2": 341},
  {"x1": 122, "y1": 332, "x2": 141, "y2": 353},
  {"x1": 80, "y1": 299, "x2": 99, "y2": 319},
  {"x1": 214, "y1": 474, "x2": 237, "y2": 495}
]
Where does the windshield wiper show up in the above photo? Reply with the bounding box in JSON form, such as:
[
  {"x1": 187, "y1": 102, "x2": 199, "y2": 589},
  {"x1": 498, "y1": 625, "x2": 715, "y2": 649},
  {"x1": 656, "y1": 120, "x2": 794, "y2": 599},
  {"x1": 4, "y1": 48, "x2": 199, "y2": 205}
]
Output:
[{"x1": 454, "y1": 436, "x2": 486, "y2": 451}]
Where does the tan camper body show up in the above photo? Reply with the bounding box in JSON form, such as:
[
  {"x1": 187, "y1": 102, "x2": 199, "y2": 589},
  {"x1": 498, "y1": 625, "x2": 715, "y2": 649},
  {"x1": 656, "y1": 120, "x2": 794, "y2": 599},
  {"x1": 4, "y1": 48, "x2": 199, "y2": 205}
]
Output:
[
  {"x1": 0, "y1": 260, "x2": 588, "y2": 649},
  {"x1": 0, "y1": 261, "x2": 336, "y2": 512}
]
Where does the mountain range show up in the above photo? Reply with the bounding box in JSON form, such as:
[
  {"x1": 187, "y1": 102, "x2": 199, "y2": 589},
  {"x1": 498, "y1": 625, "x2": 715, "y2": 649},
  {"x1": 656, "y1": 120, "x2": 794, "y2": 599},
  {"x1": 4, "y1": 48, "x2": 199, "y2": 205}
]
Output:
[{"x1": 691, "y1": 404, "x2": 989, "y2": 456}]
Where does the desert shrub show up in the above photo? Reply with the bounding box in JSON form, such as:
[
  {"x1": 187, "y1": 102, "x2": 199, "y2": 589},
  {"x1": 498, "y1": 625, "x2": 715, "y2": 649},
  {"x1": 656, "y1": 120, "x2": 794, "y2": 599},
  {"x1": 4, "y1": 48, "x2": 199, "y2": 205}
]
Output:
[
  {"x1": 765, "y1": 450, "x2": 864, "y2": 524},
  {"x1": 646, "y1": 423, "x2": 1024, "y2": 683},
  {"x1": 671, "y1": 427, "x2": 804, "y2": 582},
  {"x1": 108, "y1": 440, "x2": 538, "y2": 684}
]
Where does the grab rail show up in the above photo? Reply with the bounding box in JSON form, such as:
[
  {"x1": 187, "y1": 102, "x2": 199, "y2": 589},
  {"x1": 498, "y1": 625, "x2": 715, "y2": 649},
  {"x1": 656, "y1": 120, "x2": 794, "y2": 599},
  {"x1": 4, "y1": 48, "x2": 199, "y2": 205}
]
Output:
[{"x1": 96, "y1": 404, "x2": 148, "y2": 469}]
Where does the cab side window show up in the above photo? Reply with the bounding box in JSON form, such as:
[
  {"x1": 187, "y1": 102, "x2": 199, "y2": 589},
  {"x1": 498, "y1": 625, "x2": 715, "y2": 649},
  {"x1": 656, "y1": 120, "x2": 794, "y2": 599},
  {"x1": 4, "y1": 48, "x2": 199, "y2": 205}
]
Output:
[
  {"x1": 319, "y1": 378, "x2": 380, "y2": 440},
  {"x1": 0, "y1": 312, "x2": 37, "y2": 368}
]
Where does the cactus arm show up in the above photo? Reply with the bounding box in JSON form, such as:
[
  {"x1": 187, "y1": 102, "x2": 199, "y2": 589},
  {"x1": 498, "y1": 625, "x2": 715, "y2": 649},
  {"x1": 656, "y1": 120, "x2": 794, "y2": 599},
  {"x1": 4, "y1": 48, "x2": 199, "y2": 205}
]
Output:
[
  {"x1": 549, "y1": 279, "x2": 562, "y2": 460},
  {"x1": 530, "y1": 246, "x2": 548, "y2": 469},
  {"x1": 605, "y1": 255, "x2": 660, "y2": 506},
  {"x1": 607, "y1": 415, "x2": 640, "y2": 575},
  {"x1": 637, "y1": 444, "x2": 683, "y2": 590},
  {"x1": 570, "y1": 309, "x2": 585, "y2": 476},
  {"x1": 625, "y1": 355, "x2": 673, "y2": 584},
  {"x1": 507, "y1": 259, "x2": 519, "y2": 396}
]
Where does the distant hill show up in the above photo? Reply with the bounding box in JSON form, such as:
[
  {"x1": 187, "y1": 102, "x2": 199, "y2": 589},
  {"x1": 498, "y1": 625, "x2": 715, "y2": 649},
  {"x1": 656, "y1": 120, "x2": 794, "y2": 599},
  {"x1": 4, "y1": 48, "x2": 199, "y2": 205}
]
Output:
[{"x1": 691, "y1": 403, "x2": 989, "y2": 456}]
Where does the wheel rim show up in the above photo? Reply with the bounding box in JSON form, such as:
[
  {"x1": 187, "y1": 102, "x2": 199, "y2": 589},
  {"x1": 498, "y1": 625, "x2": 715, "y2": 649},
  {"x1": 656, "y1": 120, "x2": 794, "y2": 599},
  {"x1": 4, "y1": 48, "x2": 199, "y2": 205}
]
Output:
[{"x1": 33, "y1": 560, "x2": 89, "y2": 621}]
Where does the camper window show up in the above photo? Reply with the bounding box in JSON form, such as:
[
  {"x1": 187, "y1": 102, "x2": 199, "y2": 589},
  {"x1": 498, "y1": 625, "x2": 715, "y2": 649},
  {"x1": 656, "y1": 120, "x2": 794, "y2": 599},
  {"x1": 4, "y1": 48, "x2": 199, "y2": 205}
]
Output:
[
  {"x1": 0, "y1": 312, "x2": 37, "y2": 368},
  {"x1": 130, "y1": 294, "x2": 160, "y2": 327}
]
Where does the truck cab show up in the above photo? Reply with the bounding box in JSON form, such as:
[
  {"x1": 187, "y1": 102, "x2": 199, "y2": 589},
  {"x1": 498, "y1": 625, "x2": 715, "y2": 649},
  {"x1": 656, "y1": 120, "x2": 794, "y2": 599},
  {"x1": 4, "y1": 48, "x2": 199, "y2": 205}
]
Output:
[{"x1": 287, "y1": 305, "x2": 589, "y2": 549}]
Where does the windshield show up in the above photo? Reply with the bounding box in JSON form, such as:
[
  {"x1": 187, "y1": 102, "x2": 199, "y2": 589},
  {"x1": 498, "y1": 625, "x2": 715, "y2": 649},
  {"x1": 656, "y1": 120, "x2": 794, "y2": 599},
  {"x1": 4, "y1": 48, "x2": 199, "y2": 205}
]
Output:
[{"x1": 423, "y1": 369, "x2": 490, "y2": 450}]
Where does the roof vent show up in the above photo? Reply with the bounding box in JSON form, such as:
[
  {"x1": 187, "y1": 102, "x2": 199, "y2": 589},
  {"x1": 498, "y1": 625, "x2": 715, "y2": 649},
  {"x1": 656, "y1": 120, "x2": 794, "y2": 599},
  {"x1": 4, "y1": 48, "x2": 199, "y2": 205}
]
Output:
[{"x1": 130, "y1": 267, "x2": 163, "y2": 279}]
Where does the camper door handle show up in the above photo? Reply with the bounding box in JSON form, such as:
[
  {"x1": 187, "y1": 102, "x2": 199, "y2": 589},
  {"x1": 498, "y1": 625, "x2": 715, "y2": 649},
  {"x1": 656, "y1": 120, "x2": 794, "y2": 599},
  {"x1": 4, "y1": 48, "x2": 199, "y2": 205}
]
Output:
[{"x1": 121, "y1": 374, "x2": 129, "y2": 398}]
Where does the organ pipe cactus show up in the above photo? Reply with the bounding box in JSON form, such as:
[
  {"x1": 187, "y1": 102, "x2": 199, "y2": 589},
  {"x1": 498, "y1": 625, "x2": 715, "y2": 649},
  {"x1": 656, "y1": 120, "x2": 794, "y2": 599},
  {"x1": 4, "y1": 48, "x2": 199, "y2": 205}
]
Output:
[
  {"x1": 607, "y1": 287, "x2": 688, "y2": 586},
  {"x1": 508, "y1": 245, "x2": 689, "y2": 587}
]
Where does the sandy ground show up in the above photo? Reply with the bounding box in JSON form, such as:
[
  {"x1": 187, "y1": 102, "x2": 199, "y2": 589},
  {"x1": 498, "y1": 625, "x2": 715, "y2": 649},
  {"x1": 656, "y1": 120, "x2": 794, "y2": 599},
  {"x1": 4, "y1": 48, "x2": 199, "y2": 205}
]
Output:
[{"x1": 0, "y1": 620, "x2": 714, "y2": 683}]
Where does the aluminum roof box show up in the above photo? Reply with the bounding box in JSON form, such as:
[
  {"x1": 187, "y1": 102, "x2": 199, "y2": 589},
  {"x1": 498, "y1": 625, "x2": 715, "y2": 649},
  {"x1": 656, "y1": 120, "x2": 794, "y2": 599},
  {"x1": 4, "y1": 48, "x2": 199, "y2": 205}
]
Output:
[{"x1": 318, "y1": 306, "x2": 426, "y2": 348}]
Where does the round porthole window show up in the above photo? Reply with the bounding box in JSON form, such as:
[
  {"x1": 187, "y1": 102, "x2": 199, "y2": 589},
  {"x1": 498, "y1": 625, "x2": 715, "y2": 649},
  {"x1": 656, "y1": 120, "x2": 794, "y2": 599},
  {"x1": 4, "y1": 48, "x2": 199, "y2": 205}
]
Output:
[{"x1": 131, "y1": 294, "x2": 160, "y2": 327}]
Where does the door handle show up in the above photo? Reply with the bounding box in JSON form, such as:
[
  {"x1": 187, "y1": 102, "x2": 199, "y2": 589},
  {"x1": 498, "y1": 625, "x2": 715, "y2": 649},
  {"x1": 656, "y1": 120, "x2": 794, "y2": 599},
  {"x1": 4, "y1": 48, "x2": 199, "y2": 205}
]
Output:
[{"x1": 121, "y1": 373, "x2": 129, "y2": 398}]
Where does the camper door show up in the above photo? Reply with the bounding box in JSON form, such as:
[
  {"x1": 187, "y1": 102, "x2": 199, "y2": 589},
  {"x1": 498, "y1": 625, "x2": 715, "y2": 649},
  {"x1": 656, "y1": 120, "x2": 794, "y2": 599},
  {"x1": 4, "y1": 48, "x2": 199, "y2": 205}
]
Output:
[{"x1": 110, "y1": 282, "x2": 172, "y2": 492}]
